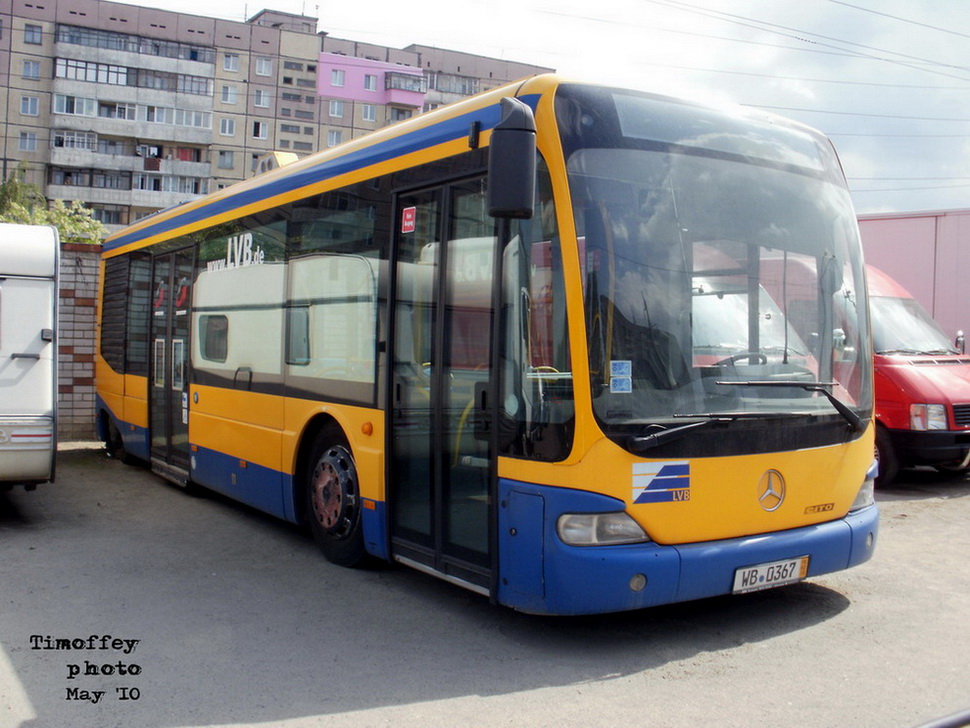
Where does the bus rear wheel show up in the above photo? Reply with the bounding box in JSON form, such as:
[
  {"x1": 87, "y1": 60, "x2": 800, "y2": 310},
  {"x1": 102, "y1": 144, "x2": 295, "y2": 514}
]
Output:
[{"x1": 305, "y1": 427, "x2": 366, "y2": 567}]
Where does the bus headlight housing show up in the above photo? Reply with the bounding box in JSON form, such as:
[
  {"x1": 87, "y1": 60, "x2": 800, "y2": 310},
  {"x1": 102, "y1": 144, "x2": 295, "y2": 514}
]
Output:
[
  {"x1": 850, "y1": 460, "x2": 877, "y2": 512},
  {"x1": 557, "y1": 512, "x2": 650, "y2": 546},
  {"x1": 910, "y1": 403, "x2": 947, "y2": 431}
]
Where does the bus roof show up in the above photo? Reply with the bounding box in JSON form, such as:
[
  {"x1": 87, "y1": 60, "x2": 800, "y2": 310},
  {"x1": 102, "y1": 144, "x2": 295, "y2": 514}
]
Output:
[
  {"x1": 103, "y1": 75, "x2": 559, "y2": 255},
  {"x1": 103, "y1": 72, "x2": 833, "y2": 257}
]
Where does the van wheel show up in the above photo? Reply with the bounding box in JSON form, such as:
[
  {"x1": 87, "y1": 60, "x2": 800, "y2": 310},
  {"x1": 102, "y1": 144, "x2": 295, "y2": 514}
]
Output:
[
  {"x1": 305, "y1": 426, "x2": 366, "y2": 567},
  {"x1": 874, "y1": 426, "x2": 898, "y2": 487}
]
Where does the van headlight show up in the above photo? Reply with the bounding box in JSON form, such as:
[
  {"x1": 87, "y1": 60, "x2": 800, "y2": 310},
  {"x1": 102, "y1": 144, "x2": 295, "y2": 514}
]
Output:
[
  {"x1": 557, "y1": 512, "x2": 651, "y2": 546},
  {"x1": 910, "y1": 404, "x2": 947, "y2": 431},
  {"x1": 850, "y1": 460, "x2": 877, "y2": 512}
]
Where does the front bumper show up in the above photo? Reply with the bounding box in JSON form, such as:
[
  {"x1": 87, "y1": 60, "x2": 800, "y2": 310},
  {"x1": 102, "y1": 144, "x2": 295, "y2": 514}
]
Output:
[{"x1": 496, "y1": 479, "x2": 879, "y2": 616}]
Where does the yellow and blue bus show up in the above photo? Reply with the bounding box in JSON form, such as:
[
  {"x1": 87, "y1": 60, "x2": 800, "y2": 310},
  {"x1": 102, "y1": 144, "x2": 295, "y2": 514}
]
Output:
[{"x1": 96, "y1": 74, "x2": 878, "y2": 615}]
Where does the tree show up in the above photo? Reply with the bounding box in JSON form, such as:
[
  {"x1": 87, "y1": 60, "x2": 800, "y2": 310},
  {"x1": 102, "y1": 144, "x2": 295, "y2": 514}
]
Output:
[{"x1": 0, "y1": 165, "x2": 108, "y2": 243}]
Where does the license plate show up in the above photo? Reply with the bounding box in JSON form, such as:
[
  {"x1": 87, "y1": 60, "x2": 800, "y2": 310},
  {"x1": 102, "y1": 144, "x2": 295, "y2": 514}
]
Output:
[{"x1": 732, "y1": 556, "x2": 809, "y2": 594}]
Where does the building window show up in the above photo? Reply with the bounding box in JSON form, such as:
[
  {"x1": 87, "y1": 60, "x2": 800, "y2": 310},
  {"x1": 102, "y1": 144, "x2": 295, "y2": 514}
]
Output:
[
  {"x1": 331, "y1": 69, "x2": 345, "y2": 87},
  {"x1": 220, "y1": 118, "x2": 235, "y2": 136},
  {"x1": 224, "y1": 53, "x2": 239, "y2": 72},
  {"x1": 24, "y1": 24, "x2": 42, "y2": 45},
  {"x1": 217, "y1": 150, "x2": 234, "y2": 169},
  {"x1": 23, "y1": 60, "x2": 41, "y2": 80},
  {"x1": 252, "y1": 121, "x2": 268, "y2": 139},
  {"x1": 54, "y1": 94, "x2": 97, "y2": 117},
  {"x1": 280, "y1": 123, "x2": 300, "y2": 134},
  {"x1": 283, "y1": 61, "x2": 303, "y2": 71},
  {"x1": 293, "y1": 141, "x2": 313, "y2": 151},
  {"x1": 53, "y1": 130, "x2": 98, "y2": 150},
  {"x1": 254, "y1": 89, "x2": 270, "y2": 108},
  {"x1": 364, "y1": 74, "x2": 377, "y2": 92},
  {"x1": 20, "y1": 96, "x2": 39, "y2": 116},
  {"x1": 361, "y1": 104, "x2": 376, "y2": 122},
  {"x1": 91, "y1": 205, "x2": 125, "y2": 225},
  {"x1": 19, "y1": 132, "x2": 38, "y2": 151},
  {"x1": 329, "y1": 100, "x2": 344, "y2": 118},
  {"x1": 221, "y1": 85, "x2": 237, "y2": 104},
  {"x1": 99, "y1": 102, "x2": 137, "y2": 120},
  {"x1": 390, "y1": 108, "x2": 413, "y2": 122},
  {"x1": 255, "y1": 57, "x2": 272, "y2": 76},
  {"x1": 327, "y1": 130, "x2": 342, "y2": 147}
]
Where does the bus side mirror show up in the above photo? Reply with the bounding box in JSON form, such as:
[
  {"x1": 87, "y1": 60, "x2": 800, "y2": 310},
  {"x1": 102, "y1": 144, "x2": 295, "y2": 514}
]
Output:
[
  {"x1": 957, "y1": 330, "x2": 965, "y2": 354},
  {"x1": 488, "y1": 97, "x2": 536, "y2": 219}
]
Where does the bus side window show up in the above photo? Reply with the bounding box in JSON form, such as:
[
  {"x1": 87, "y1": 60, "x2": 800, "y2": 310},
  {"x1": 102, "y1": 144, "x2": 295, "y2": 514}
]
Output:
[{"x1": 500, "y1": 159, "x2": 574, "y2": 461}]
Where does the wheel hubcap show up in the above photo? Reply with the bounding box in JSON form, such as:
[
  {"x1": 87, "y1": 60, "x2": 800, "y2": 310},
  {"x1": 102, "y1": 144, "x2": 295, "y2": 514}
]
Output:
[{"x1": 310, "y1": 446, "x2": 357, "y2": 538}]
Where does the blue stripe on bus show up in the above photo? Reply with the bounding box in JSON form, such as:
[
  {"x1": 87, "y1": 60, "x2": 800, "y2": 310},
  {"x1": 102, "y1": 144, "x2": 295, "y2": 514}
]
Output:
[
  {"x1": 193, "y1": 445, "x2": 388, "y2": 560},
  {"x1": 191, "y1": 445, "x2": 286, "y2": 518},
  {"x1": 104, "y1": 95, "x2": 541, "y2": 252}
]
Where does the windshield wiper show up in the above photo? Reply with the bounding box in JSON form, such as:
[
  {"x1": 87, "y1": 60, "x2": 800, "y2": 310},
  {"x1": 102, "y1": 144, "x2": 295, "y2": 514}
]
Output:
[
  {"x1": 716, "y1": 380, "x2": 865, "y2": 432},
  {"x1": 627, "y1": 418, "x2": 729, "y2": 453},
  {"x1": 627, "y1": 410, "x2": 809, "y2": 453}
]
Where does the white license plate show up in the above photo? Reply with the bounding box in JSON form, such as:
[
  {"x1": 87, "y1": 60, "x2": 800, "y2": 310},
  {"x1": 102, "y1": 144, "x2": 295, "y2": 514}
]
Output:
[{"x1": 732, "y1": 556, "x2": 809, "y2": 594}]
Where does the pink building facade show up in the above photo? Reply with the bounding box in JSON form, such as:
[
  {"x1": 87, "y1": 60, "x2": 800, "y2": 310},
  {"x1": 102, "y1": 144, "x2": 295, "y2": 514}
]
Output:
[
  {"x1": 317, "y1": 52, "x2": 427, "y2": 112},
  {"x1": 859, "y1": 209, "x2": 970, "y2": 341}
]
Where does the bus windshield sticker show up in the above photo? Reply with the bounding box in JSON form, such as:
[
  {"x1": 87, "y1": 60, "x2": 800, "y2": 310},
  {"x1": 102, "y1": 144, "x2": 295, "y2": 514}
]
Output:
[
  {"x1": 610, "y1": 360, "x2": 632, "y2": 393},
  {"x1": 633, "y1": 461, "x2": 691, "y2": 503}
]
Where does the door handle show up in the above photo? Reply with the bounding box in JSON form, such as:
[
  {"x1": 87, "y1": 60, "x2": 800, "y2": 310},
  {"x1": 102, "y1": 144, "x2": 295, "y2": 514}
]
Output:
[{"x1": 233, "y1": 367, "x2": 253, "y2": 390}]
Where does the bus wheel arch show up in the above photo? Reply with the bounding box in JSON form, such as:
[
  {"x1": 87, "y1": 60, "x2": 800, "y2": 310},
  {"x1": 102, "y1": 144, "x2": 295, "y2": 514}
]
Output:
[
  {"x1": 100, "y1": 410, "x2": 134, "y2": 464},
  {"x1": 300, "y1": 418, "x2": 367, "y2": 567}
]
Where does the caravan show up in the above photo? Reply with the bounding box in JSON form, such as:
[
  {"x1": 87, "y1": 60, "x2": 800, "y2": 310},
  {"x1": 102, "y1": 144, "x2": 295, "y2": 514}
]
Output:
[{"x1": 0, "y1": 223, "x2": 58, "y2": 489}]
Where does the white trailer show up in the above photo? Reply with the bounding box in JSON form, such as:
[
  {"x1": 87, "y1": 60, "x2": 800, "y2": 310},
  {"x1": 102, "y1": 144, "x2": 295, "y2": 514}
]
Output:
[{"x1": 0, "y1": 223, "x2": 58, "y2": 489}]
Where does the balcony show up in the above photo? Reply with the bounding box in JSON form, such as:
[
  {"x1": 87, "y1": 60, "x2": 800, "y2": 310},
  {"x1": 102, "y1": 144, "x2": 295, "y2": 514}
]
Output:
[{"x1": 49, "y1": 148, "x2": 210, "y2": 178}]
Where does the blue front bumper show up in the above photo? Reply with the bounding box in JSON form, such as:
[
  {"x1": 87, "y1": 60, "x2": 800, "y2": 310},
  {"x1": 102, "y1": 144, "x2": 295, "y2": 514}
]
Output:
[{"x1": 496, "y1": 479, "x2": 879, "y2": 616}]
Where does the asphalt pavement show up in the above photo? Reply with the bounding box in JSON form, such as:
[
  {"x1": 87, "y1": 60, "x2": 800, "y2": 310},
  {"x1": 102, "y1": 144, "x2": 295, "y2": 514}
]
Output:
[{"x1": 2, "y1": 443, "x2": 969, "y2": 728}]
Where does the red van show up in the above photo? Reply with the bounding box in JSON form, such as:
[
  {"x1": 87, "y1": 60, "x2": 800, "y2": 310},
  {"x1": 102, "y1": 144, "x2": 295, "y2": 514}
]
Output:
[{"x1": 869, "y1": 266, "x2": 970, "y2": 485}]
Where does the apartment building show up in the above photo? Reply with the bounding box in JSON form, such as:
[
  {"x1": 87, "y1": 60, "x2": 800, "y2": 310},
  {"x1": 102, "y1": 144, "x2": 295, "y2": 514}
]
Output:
[{"x1": 0, "y1": 0, "x2": 553, "y2": 232}]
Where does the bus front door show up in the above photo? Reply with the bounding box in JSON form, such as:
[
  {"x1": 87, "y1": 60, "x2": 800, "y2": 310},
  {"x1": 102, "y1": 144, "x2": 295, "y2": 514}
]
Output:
[
  {"x1": 390, "y1": 181, "x2": 497, "y2": 594},
  {"x1": 149, "y1": 250, "x2": 193, "y2": 484}
]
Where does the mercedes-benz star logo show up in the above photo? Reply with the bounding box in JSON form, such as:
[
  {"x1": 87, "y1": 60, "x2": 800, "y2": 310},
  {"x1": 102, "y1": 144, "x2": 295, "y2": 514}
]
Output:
[{"x1": 758, "y1": 470, "x2": 786, "y2": 512}]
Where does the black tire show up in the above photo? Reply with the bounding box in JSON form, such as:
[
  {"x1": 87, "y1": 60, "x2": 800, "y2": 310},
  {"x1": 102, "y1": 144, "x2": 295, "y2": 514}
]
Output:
[
  {"x1": 875, "y1": 425, "x2": 899, "y2": 487},
  {"x1": 305, "y1": 425, "x2": 366, "y2": 567},
  {"x1": 104, "y1": 419, "x2": 135, "y2": 465}
]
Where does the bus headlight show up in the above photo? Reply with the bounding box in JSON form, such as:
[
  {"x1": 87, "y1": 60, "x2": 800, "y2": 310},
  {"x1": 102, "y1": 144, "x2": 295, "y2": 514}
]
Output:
[
  {"x1": 557, "y1": 512, "x2": 650, "y2": 546},
  {"x1": 850, "y1": 460, "x2": 877, "y2": 512},
  {"x1": 910, "y1": 404, "x2": 947, "y2": 431}
]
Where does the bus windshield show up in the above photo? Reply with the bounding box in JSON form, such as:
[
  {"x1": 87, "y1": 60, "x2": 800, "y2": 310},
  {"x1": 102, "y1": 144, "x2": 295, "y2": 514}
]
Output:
[{"x1": 557, "y1": 85, "x2": 872, "y2": 445}]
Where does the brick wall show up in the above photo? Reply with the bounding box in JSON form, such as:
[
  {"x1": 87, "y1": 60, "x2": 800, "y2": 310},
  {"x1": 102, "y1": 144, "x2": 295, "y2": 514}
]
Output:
[{"x1": 58, "y1": 243, "x2": 101, "y2": 441}]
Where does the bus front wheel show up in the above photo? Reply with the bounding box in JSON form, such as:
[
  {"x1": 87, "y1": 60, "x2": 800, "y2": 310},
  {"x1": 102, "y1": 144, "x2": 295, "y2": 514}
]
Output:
[{"x1": 305, "y1": 427, "x2": 366, "y2": 567}]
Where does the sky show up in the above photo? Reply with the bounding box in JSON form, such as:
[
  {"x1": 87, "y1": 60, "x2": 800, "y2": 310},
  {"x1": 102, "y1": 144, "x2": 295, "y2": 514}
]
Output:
[{"x1": 121, "y1": 0, "x2": 970, "y2": 215}]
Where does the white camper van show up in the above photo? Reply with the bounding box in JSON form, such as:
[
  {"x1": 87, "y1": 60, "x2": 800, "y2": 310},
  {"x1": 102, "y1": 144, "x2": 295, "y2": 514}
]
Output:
[{"x1": 0, "y1": 223, "x2": 58, "y2": 489}]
